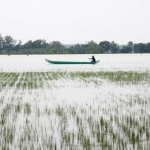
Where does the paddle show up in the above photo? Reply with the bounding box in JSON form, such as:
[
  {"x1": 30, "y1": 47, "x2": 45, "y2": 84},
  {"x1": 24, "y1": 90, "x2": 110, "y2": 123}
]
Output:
[{"x1": 88, "y1": 58, "x2": 92, "y2": 62}]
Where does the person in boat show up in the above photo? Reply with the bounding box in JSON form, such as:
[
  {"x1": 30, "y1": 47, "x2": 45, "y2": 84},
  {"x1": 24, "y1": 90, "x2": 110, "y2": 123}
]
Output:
[{"x1": 89, "y1": 55, "x2": 96, "y2": 62}]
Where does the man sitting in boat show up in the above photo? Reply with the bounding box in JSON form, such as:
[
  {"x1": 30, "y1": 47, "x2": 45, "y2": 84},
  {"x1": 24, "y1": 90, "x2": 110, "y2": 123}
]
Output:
[{"x1": 89, "y1": 56, "x2": 96, "y2": 62}]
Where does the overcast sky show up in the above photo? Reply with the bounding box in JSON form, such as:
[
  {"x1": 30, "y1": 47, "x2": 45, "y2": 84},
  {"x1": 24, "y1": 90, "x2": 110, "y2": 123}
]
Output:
[{"x1": 0, "y1": 0, "x2": 150, "y2": 44}]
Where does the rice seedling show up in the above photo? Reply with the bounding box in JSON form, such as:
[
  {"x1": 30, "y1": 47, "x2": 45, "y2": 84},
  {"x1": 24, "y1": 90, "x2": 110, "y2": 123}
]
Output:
[{"x1": 0, "y1": 70, "x2": 150, "y2": 149}]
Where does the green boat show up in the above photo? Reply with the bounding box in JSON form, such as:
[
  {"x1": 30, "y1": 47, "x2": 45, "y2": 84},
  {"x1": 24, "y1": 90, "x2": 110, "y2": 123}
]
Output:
[{"x1": 45, "y1": 59, "x2": 100, "y2": 64}]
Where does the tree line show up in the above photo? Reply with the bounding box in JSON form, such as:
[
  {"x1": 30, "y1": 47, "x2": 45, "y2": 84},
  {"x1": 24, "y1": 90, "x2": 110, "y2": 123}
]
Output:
[{"x1": 0, "y1": 34, "x2": 150, "y2": 54}]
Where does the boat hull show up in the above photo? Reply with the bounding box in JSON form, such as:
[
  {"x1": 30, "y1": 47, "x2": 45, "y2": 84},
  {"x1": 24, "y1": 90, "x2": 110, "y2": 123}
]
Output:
[{"x1": 45, "y1": 59, "x2": 99, "y2": 64}]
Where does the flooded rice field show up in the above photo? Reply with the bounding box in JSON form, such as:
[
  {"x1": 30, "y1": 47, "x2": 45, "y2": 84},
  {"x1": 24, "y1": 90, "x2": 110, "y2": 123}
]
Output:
[{"x1": 0, "y1": 54, "x2": 150, "y2": 149}]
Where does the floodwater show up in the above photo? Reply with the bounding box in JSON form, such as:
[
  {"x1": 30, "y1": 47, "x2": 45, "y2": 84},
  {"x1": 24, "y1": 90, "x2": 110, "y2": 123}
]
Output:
[
  {"x1": 0, "y1": 54, "x2": 150, "y2": 72},
  {"x1": 1, "y1": 54, "x2": 150, "y2": 149}
]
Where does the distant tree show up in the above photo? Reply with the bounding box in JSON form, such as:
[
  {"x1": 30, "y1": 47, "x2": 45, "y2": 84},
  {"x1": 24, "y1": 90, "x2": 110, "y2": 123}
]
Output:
[
  {"x1": 99, "y1": 41, "x2": 111, "y2": 53},
  {"x1": 121, "y1": 41, "x2": 134, "y2": 53},
  {"x1": 3, "y1": 35, "x2": 16, "y2": 52},
  {"x1": 145, "y1": 43, "x2": 150, "y2": 53},
  {"x1": 134, "y1": 43, "x2": 146, "y2": 53},
  {"x1": 41, "y1": 40, "x2": 49, "y2": 48},
  {"x1": 110, "y1": 41, "x2": 120, "y2": 53},
  {"x1": 73, "y1": 44, "x2": 82, "y2": 54},
  {"x1": 0, "y1": 34, "x2": 3, "y2": 53},
  {"x1": 50, "y1": 41, "x2": 62, "y2": 49},
  {"x1": 128, "y1": 41, "x2": 134, "y2": 48},
  {"x1": 86, "y1": 41, "x2": 99, "y2": 54},
  {"x1": 1, "y1": 33, "x2": 150, "y2": 54},
  {"x1": 15, "y1": 40, "x2": 22, "y2": 51},
  {"x1": 49, "y1": 41, "x2": 65, "y2": 53},
  {"x1": 23, "y1": 40, "x2": 33, "y2": 49},
  {"x1": 32, "y1": 39, "x2": 48, "y2": 49},
  {"x1": 32, "y1": 40, "x2": 42, "y2": 48},
  {"x1": 127, "y1": 41, "x2": 134, "y2": 53}
]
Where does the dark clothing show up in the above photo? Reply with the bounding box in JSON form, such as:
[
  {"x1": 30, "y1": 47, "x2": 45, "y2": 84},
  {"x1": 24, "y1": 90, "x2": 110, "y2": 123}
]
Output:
[{"x1": 91, "y1": 56, "x2": 96, "y2": 62}]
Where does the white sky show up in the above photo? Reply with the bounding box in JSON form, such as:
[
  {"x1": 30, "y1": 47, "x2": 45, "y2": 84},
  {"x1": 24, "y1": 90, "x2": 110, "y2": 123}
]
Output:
[{"x1": 0, "y1": 0, "x2": 150, "y2": 44}]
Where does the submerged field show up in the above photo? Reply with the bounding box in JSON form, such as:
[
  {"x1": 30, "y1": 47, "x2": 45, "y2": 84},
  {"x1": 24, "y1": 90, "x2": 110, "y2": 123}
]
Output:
[{"x1": 0, "y1": 71, "x2": 150, "y2": 150}]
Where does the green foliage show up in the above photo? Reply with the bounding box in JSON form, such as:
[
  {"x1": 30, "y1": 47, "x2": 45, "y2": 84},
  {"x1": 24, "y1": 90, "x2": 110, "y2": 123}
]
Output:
[{"x1": 0, "y1": 33, "x2": 150, "y2": 54}]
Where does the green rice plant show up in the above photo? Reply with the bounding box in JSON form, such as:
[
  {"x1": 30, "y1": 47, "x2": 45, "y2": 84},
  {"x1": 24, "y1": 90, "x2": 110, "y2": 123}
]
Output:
[
  {"x1": 0, "y1": 70, "x2": 150, "y2": 149},
  {"x1": 24, "y1": 103, "x2": 31, "y2": 115},
  {"x1": 2, "y1": 126, "x2": 15, "y2": 145},
  {"x1": 131, "y1": 132, "x2": 136, "y2": 147},
  {"x1": 55, "y1": 105, "x2": 64, "y2": 117},
  {"x1": 62, "y1": 132, "x2": 71, "y2": 145},
  {"x1": 82, "y1": 136, "x2": 90, "y2": 150},
  {"x1": 0, "y1": 116, "x2": 6, "y2": 125},
  {"x1": 15, "y1": 102, "x2": 21, "y2": 113},
  {"x1": 100, "y1": 117, "x2": 104, "y2": 129},
  {"x1": 96, "y1": 131, "x2": 101, "y2": 143}
]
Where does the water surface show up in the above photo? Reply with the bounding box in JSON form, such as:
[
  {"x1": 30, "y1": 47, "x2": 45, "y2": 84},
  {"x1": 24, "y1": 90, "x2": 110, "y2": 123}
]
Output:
[{"x1": 0, "y1": 54, "x2": 150, "y2": 72}]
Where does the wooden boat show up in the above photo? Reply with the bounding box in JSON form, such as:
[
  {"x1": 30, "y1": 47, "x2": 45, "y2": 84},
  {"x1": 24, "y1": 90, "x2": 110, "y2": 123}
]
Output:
[{"x1": 45, "y1": 59, "x2": 100, "y2": 64}]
